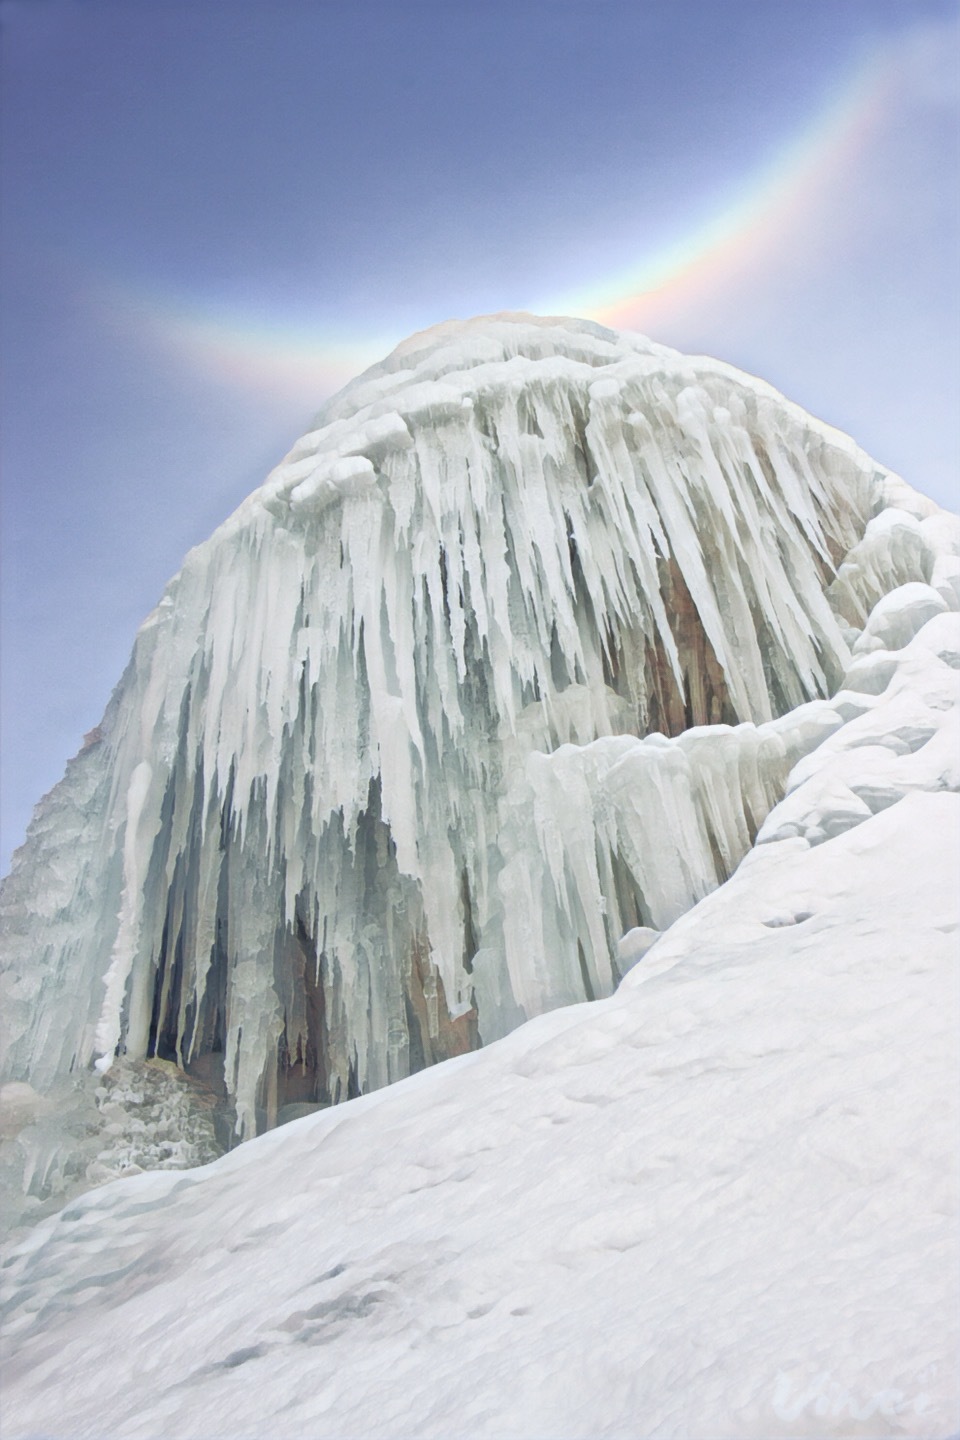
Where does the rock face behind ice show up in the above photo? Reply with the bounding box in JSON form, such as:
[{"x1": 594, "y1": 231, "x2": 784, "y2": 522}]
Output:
[{"x1": 0, "y1": 315, "x2": 956, "y2": 1173}]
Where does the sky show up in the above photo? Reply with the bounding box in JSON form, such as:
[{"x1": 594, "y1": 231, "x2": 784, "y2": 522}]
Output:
[{"x1": 1, "y1": 0, "x2": 958, "y2": 874}]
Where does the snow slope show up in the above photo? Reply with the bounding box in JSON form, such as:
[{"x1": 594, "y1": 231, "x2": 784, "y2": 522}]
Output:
[
  {"x1": 2, "y1": 610, "x2": 957, "y2": 1440},
  {"x1": 2, "y1": 314, "x2": 954, "y2": 1159}
]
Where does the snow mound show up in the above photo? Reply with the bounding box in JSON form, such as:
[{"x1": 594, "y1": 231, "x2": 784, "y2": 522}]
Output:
[
  {"x1": 853, "y1": 582, "x2": 949, "y2": 653},
  {"x1": 2, "y1": 613, "x2": 957, "y2": 1440}
]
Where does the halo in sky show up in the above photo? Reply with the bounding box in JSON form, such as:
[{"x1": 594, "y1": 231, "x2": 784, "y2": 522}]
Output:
[
  {"x1": 566, "y1": 50, "x2": 893, "y2": 335},
  {"x1": 89, "y1": 38, "x2": 900, "y2": 409}
]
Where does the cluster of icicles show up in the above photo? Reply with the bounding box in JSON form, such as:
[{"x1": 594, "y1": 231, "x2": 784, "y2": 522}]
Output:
[{"x1": 2, "y1": 316, "x2": 939, "y2": 1139}]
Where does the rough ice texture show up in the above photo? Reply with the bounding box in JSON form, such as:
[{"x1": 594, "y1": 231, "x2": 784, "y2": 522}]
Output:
[
  {"x1": 1, "y1": 316, "x2": 956, "y2": 1157},
  {"x1": 2, "y1": 612, "x2": 957, "y2": 1440},
  {"x1": 0, "y1": 1060, "x2": 222, "y2": 1234}
]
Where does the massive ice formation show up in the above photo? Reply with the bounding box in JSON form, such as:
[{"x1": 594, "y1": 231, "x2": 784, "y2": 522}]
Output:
[{"x1": 1, "y1": 315, "x2": 956, "y2": 1163}]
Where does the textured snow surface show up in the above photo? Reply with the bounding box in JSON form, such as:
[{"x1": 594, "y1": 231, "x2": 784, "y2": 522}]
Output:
[
  {"x1": 2, "y1": 614, "x2": 957, "y2": 1440},
  {"x1": 4, "y1": 315, "x2": 953, "y2": 1154}
]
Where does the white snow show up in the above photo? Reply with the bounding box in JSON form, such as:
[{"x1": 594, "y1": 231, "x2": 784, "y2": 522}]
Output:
[
  {"x1": 852, "y1": 581, "x2": 949, "y2": 654},
  {"x1": 1, "y1": 609, "x2": 957, "y2": 1440}
]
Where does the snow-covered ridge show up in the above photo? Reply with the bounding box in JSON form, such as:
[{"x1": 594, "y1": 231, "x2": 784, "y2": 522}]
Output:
[{"x1": 1, "y1": 316, "x2": 957, "y2": 1185}]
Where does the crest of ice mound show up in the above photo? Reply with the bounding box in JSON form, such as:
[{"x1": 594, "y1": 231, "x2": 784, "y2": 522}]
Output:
[{"x1": 1, "y1": 315, "x2": 957, "y2": 1173}]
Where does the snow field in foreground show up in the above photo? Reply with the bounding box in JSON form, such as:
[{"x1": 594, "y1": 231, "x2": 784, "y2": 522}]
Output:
[{"x1": 2, "y1": 612, "x2": 957, "y2": 1440}]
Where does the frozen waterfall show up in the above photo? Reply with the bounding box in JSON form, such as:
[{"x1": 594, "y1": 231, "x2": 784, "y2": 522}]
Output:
[{"x1": 2, "y1": 314, "x2": 955, "y2": 1166}]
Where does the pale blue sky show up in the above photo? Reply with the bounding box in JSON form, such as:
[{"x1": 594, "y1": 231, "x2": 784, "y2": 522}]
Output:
[{"x1": 2, "y1": 0, "x2": 958, "y2": 872}]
